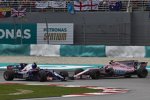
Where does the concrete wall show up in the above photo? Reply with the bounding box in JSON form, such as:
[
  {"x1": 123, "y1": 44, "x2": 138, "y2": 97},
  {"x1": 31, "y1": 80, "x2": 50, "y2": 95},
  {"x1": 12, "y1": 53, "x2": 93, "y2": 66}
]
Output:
[
  {"x1": 131, "y1": 12, "x2": 150, "y2": 45},
  {"x1": 0, "y1": 11, "x2": 149, "y2": 45}
]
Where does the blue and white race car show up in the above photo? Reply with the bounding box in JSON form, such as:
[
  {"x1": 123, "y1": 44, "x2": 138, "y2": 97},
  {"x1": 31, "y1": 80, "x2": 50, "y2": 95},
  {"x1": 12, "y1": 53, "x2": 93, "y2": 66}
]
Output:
[{"x1": 3, "y1": 63, "x2": 69, "y2": 82}]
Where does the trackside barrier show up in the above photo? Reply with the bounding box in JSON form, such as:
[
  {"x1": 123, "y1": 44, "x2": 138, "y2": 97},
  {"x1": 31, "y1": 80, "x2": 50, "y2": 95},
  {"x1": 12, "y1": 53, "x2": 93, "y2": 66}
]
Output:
[{"x1": 1, "y1": 45, "x2": 150, "y2": 57}]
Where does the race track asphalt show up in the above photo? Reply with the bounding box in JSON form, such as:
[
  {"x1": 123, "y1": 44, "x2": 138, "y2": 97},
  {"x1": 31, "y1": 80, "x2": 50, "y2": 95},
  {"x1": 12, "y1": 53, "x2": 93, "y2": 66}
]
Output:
[{"x1": 0, "y1": 71, "x2": 150, "y2": 100}]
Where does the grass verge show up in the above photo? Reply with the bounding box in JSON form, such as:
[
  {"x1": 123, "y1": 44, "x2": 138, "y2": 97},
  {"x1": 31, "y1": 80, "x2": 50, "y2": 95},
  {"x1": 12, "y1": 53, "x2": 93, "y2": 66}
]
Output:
[{"x1": 0, "y1": 84, "x2": 101, "y2": 100}]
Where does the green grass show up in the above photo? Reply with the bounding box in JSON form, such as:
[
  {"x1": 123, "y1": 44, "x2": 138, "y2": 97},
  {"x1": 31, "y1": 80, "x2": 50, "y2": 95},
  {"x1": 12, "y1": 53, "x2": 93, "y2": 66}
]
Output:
[{"x1": 0, "y1": 84, "x2": 101, "y2": 100}]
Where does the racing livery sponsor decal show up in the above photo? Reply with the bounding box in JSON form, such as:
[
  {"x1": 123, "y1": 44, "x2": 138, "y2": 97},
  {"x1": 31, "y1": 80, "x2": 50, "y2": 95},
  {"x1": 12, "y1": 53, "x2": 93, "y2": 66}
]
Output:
[
  {"x1": 0, "y1": 23, "x2": 37, "y2": 44},
  {"x1": 37, "y1": 23, "x2": 73, "y2": 44},
  {"x1": 0, "y1": 23, "x2": 73, "y2": 44}
]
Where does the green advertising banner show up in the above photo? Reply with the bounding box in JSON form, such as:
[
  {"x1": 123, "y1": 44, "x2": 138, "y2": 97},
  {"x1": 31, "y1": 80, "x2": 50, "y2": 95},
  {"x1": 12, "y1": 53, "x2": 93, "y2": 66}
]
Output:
[{"x1": 0, "y1": 23, "x2": 37, "y2": 44}]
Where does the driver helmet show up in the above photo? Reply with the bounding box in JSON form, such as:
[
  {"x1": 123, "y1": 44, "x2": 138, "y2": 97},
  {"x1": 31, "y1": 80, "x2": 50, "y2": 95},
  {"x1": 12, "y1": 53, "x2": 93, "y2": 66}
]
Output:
[
  {"x1": 32, "y1": 62, "x2": 37, "y2": 69},
  {"x1": 20, "y1": 63, "x2": 27, "y2": 69}
]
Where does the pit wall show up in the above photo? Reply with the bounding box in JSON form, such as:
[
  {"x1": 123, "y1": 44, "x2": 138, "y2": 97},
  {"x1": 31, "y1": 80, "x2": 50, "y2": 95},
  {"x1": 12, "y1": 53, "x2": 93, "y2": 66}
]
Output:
[{"x1": 1, "y1": 44, "x2": 150, "y2": 57}]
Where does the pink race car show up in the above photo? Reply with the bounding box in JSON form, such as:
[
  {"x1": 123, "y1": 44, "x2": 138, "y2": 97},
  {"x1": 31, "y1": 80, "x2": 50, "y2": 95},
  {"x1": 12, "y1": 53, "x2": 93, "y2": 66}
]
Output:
[{"x1": 73, "y1": 60, "x2": 148, "y2": 79}]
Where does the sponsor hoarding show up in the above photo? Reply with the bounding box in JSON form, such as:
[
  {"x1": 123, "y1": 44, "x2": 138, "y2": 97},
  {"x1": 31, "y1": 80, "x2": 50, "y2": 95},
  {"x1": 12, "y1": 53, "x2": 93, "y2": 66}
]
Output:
[
  {"x1": 37, "y1": 23, "x2": 73, "y2": 44},
  {"x1": 0, "y1": 23, "x2": 74, "y2": 44},
  {"x1": 0, "y1": 23, "x2": 37, "y2": 44}
]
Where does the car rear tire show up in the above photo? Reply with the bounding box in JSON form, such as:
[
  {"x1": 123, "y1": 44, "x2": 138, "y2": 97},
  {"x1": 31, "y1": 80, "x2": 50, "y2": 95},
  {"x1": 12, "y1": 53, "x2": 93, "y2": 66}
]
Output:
[
  {"x1": 3, "y1": 70, "x2": 14, "y2": 81},
  {"x1": 137, "y1": 68, "x2": 148, "y2": 78},
  {"x1": 59, "y1": 70, "x2": 69, "y2": 80},
  {"x1": 39, "y1": 70, "x2": 47, "y2": 82},
  {"x1": 60, "y1": 70, "x2": 68, "y2": 77}
]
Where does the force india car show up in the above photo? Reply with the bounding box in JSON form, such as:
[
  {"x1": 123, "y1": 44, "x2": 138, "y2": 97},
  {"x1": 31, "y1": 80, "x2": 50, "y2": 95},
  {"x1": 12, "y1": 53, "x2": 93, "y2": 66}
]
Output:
[
  {"x1": 73, "y1": 60, "x2": 148, "y2": 79},
  {"x1": 3, "y1": 63, "x2": 69, "y2": 82}
]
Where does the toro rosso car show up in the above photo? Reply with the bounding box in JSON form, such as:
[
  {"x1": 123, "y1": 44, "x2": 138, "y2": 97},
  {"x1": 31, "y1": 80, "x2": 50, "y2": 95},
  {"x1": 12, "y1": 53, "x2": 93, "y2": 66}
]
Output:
[
  {"x1": 73, "y1": 60, "x2": 148, "y2": 79},
  {"x1": 3, "y1": 63, "x2": 69, "y2": 82}
]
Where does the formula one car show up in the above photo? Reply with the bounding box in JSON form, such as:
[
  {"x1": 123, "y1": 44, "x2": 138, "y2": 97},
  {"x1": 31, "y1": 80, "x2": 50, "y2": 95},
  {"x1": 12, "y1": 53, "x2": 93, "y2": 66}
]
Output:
[
  {"x1": 73, "y1": 60, "x2": 148, "y2": 79},
  {"x1": 3, "y1": 63, "x2": 69, "y2": 82}
]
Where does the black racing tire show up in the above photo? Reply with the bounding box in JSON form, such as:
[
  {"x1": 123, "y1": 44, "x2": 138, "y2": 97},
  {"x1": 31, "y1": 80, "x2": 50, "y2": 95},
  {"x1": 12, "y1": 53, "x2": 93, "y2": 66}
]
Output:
[
  {"x1": 137, "y1": 68, "x2": 148, "y2": 78},
  {"x1": 90, "y1": 70, "x2": 100, "y2": 79},
  {"x1": 74, "y1": 68, "x2": 84, "y2": 79},
  {"x1": 3, "y1": 70, "x2": 14, "y2": 81},
  {"x1": 38, "y1": 70, "x2": 47, "y2": 82},
  {"x1": 59, "y1": 70, "x2": 69, "y2": 80}
]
